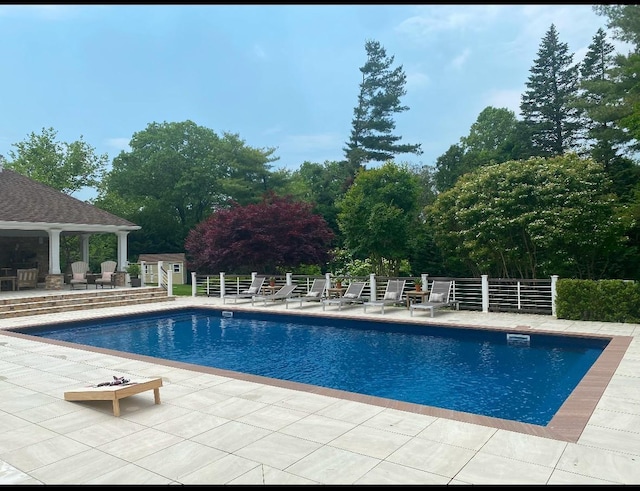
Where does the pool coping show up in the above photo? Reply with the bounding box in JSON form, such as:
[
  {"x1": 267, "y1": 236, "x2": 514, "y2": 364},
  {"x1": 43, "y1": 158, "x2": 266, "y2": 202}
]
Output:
[{"x1": 1, "y1": 307, "x2": 631, "y2": 444}]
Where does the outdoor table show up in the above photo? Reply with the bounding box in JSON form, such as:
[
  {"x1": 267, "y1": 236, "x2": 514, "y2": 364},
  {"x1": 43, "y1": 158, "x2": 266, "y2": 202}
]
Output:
[
  {"x1": 406, "y1": 290, "x2": 429, "y2": 309},
  {"x1": 0, "y1": 276, "x2": 16, "y2": 291}
]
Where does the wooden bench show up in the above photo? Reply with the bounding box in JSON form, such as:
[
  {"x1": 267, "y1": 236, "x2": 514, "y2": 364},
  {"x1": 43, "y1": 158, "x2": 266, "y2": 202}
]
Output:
[{"x1": 64, "y1": 377, "x2": 163, "y2": 416}]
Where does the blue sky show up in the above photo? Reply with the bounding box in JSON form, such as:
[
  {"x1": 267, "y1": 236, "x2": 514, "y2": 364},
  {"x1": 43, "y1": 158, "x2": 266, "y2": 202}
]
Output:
[{"x1": 0, "y1": 5, "x2": 630, "y2": 200}]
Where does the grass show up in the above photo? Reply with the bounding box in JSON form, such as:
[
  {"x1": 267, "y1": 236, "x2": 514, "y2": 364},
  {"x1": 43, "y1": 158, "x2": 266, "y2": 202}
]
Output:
[{"x1": 172, "y1": 284, "x2": 192, "y2": 296}]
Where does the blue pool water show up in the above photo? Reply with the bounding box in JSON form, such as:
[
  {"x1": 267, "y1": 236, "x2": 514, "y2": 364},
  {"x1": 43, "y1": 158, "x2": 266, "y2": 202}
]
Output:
[{"x1": 15, "y1": 308, "x2": 608, "y2": 425}]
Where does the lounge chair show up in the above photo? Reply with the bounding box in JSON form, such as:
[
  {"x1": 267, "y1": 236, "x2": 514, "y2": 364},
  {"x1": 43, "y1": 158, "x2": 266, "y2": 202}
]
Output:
[
  {"x1": 223, "y1": 276, "x2": 266, "y2": 304},
  {"x1": 251, "y1": 283, "x2": 299, "y2": 306},
  {"x1": 410, "y1": 280, "x2": 458, "y2": 317},
  {"x1": 70, "y1": 261, "x2": 90, "y2": 290},
  {"x1": 363, "y1": 279, "x2": 406, "y2": 314},
  {"x1": 322, "y1": 281, "x2": 367, "y2": 311},
  {"x1": 285, "y1": 278, "x2": 327, "y2": 309},
  {"x1": 95, "y1": 260, "x2": 117, "y2": 289}
]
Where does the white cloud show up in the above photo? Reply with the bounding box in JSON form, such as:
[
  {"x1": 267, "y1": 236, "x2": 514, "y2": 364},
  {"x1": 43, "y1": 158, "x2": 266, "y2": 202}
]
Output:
[
  {"x1": 406, "y1": 71, "x2": 429, "y2": 89},
  {"x1": 281, "y1": 133, "x2": 342, "y2": 153},
  {"x1": 395, "y1": 5, "x2": 506, "y2": 40},
  {"x1": 105, "y1": 138, "x2": 131, "y2": 153},
  {"x1": 252, "y1": 44, "x2": 268, "y2": 61},
  {"x1": 483, "y1": 88, "x2": 523, "y2": 115},
  {"x1": 449, "y1": 48, "x2": 470, "y2": 71},
  {"x1": 0, "y1": 5, "x2": 82, "y2": 20}
]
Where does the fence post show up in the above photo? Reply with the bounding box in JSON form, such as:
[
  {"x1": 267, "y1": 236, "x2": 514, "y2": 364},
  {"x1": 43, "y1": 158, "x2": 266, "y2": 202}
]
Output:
[
  {"x1": 551, "y1": 275, "x2": 559, "y2": 317},
  {"x1": 191, "y1": 272, "x2": 197, "y2": 296},
  {"x1": 220, "y1": 272, "x2": 225, "y2": 299},
  {"x1": 421, "y1": 273, "x2": 428, "y2": 292},
  {"x1": 167, "y1": 267, "x2": 173, "y2": 296},
  {"x1": 370, "y1": 273, "x2": 377, "y2": 301},
  {"x1": 286, "y1": 272, "x2": 292, "y2": 285},
  {"x1": 482, "y1": 274, "x2": 489, "y2": 313}
]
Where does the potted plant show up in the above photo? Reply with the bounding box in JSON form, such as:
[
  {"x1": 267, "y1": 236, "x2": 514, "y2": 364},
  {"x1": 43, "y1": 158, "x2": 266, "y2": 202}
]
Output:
[
  {"x1": 269, "y1": 277, "x2": 276, "y2": 287},
  {"x1": 126, "y1": 263, "x2": 142, "y2": 287},
  {"x1": 413, "y1": 278, "x2": 422, "y2": 292}
]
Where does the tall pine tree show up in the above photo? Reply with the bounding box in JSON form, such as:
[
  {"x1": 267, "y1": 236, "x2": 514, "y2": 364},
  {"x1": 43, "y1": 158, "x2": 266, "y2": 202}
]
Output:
[
  {"x1": 344, "y1": 40, "x2": 422, "y2": 176},
  {"x1": 520, "y1": 24, "x2": 581, "y2": 157}
]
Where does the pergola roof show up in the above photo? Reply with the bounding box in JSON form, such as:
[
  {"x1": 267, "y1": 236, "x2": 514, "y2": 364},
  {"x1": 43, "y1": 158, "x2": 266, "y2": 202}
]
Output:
[{"x1": 0, "y1": 167, "x2": 139, "y2": 235}]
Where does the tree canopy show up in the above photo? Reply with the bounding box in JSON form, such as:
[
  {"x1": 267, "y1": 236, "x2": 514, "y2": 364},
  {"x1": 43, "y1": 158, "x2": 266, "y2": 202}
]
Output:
[
  {"x1": 185, "y1": 193, "x2": 335, "y2": 275},
  {"x1": 428, "y1": 153, "x2": 629, "y2": 279},
  {"x1": 6, "y1": 127, "x2": 107, "y2": 195}
]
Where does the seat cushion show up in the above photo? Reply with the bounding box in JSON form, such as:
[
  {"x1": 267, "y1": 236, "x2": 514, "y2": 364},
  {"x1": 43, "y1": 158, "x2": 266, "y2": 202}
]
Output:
[
  {"x1": 384, "y1": 292, "x2": 398, "y2": 300},
  {"x1": 430, "y1": 293, "x2": 444, "y2": 302},
  {"x1": 72, "y1": 273, "x2": 85, "y2": 281},
  {"x1": 305, "y1": 291, "x2": 320, "y2": 297}
]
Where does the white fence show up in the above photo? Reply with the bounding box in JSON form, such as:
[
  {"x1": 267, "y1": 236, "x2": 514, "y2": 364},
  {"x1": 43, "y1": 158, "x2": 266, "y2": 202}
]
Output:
[{"x1": 190, "y1": 272, "x2": 559, "y2": 316}]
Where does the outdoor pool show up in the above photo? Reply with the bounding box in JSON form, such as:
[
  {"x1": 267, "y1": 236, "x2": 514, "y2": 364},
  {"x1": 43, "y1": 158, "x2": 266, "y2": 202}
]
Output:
[{"x1": 11, "y1": 307, "x2": 610, "y2": 426}]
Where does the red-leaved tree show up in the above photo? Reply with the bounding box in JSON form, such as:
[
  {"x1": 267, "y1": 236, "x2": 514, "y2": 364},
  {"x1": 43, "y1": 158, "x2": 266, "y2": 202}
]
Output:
[{"x1": 185, "y1": 193, "x2": 335, "y2": 274}]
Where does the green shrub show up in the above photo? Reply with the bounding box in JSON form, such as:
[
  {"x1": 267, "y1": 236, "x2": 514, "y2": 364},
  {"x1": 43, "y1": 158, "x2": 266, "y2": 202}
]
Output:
[{"x1": 556, "y1": 279, "x2": 640, "y2": 323}]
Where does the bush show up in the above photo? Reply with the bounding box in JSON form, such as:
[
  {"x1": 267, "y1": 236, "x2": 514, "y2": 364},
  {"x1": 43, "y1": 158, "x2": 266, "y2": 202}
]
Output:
[{"x1": 556, "y1": 279, "x2": 640, "y2": 322}]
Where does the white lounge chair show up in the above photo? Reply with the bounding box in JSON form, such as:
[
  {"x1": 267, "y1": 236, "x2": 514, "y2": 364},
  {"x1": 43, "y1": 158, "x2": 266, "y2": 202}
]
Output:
[
  {"x1": 322, "y1": 282, "x2": 367, "y2": 311},
  {"x1": 363, "y1": 279, "x2": 406, "y2": 314},
  {"x1": 285, "y1": 278, "x2": 327, "y2": 309},
  {"x1": 252, "y1": 284, "x2": 299, "y2": 306},
  {"x1": 223, "y1": 276, "x2": 266, "y2": 304},
  {"x1": 410, "y1": 280, "x2": 458, "y2": 317}
]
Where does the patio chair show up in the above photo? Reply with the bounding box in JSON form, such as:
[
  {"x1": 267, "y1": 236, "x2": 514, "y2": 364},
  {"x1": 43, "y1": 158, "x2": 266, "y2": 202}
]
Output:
[
  {"x1": 95, "y1": 260, "x2": 117, "y2": 289},
  {"x1": 363, "y1": 279, "x2": 406, "y2": 314},
  {"x1": 322, "y1": 281, "x2": 367, "y2": 311},
  {"x1": 223, "y1": 276, "x2": 266, "y2": 304},
  {"x1": 70, "y1": 261, "x2": 90, "y2": 290},
  {"x1": 410, "y1": 280, "x2": 458, "y2": 317},
  {"x1": 251, "y1": 283, "x2": 299, "y2": 306},
  {"x1": 16, "y1": 268, "x2": 38, "y2": 290},
  {"x1": 285, "y1": 278, "x2": 327, "y2": 309}
]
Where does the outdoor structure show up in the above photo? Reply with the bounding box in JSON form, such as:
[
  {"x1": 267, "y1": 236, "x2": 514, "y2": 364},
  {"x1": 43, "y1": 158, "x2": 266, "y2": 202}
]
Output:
[
  {"x1": 139, "y1": 253, "x2": 187, "y2": 285},
  {"x1": 0, "y1": 164, "x2": 140, "y2": 290}
]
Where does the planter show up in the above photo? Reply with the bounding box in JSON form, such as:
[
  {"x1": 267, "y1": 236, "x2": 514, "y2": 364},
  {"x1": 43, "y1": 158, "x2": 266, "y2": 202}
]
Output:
[{"x1": 130, "y1": 277, "x2": 141, "y2": 287}]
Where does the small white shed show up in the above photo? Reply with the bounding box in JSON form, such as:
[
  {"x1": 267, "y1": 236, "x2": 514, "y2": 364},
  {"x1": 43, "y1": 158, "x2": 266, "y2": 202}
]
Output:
[{"x1": 138, "y1": 253, "x2": 187, "y2": 285}]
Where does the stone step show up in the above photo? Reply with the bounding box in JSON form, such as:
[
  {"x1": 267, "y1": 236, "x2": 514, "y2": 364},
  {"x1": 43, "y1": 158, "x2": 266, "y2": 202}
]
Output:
[{"x1": 0, "y1": 287, "x2": 175, "y2": 318}]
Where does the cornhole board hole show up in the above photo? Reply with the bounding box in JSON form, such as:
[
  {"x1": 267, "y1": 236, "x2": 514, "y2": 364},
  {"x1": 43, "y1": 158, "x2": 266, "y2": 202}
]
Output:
[{"x1": 64, "y1": 377, "x2": 163, "y2": 417}]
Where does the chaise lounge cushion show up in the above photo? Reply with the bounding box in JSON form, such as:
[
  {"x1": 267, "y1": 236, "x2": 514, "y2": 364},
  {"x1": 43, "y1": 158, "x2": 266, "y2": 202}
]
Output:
[{"x1": 384, "y1": 292, "x2": 398, "y2": 300}]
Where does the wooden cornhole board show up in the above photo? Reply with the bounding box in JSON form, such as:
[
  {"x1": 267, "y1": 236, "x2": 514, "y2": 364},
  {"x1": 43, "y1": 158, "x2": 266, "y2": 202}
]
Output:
[{"x1": 64, "y1": 377, "x2": 163, "y2": 417}]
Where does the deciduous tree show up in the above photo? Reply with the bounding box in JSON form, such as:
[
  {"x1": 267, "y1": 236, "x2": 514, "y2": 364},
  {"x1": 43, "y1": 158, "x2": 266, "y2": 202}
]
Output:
[
  {"x1": 336, "y1": 162, "x2": 420, "y2": 275},
  {"x1": 185, "y1": 193, "x2": 335, "y2": 274},
  {"x1": 6, "y1": 127, "x2": 107, "y2": 195},
  {"x1": 428, "y1": 154, "x2": 629, "y2": 279}
]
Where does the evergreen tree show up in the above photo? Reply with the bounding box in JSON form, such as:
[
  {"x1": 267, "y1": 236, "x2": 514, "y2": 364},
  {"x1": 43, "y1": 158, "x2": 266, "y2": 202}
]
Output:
[
  {"x1": 344, "y1": 40, "x2": 422, "y2": 175},
  {"x1": 574, "y1": 28, "x2": 639, "y2": 200},
  {"x1": 520, "y1": 24, "x2": 581, "y2": 157}
]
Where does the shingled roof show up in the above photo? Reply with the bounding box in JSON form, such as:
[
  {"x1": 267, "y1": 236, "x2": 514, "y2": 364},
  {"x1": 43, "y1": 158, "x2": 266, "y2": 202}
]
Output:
[{"x1": 0, "y1": 167, "x2": 139, "y2": 232}]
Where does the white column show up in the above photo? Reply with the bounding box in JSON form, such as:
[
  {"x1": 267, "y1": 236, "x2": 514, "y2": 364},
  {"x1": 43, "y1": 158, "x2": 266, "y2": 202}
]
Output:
[
  {"x1": 48, "y1": 228, "x2": 62, "y2": 274},
  {"x1": 116, "y1": 231, "x2": 129, "y2": 271},
  {"x1": 220, "y1": 272, "x2": 225, "y2": 298},
  {"x1": 80, "y1": 234, "x2": 90, "y2": 263},
  {"x1": 286, "y1": 272, "x2": 292, "y2": 285},
  {"x1": 191, "y1": 271, "x2": 197, "y2": 297}
]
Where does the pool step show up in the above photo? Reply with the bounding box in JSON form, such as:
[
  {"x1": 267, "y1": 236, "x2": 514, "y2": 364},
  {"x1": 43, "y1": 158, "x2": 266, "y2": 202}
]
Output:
[{"x1": 0, "y1": 287, "x2": 175, "y2": 318}]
